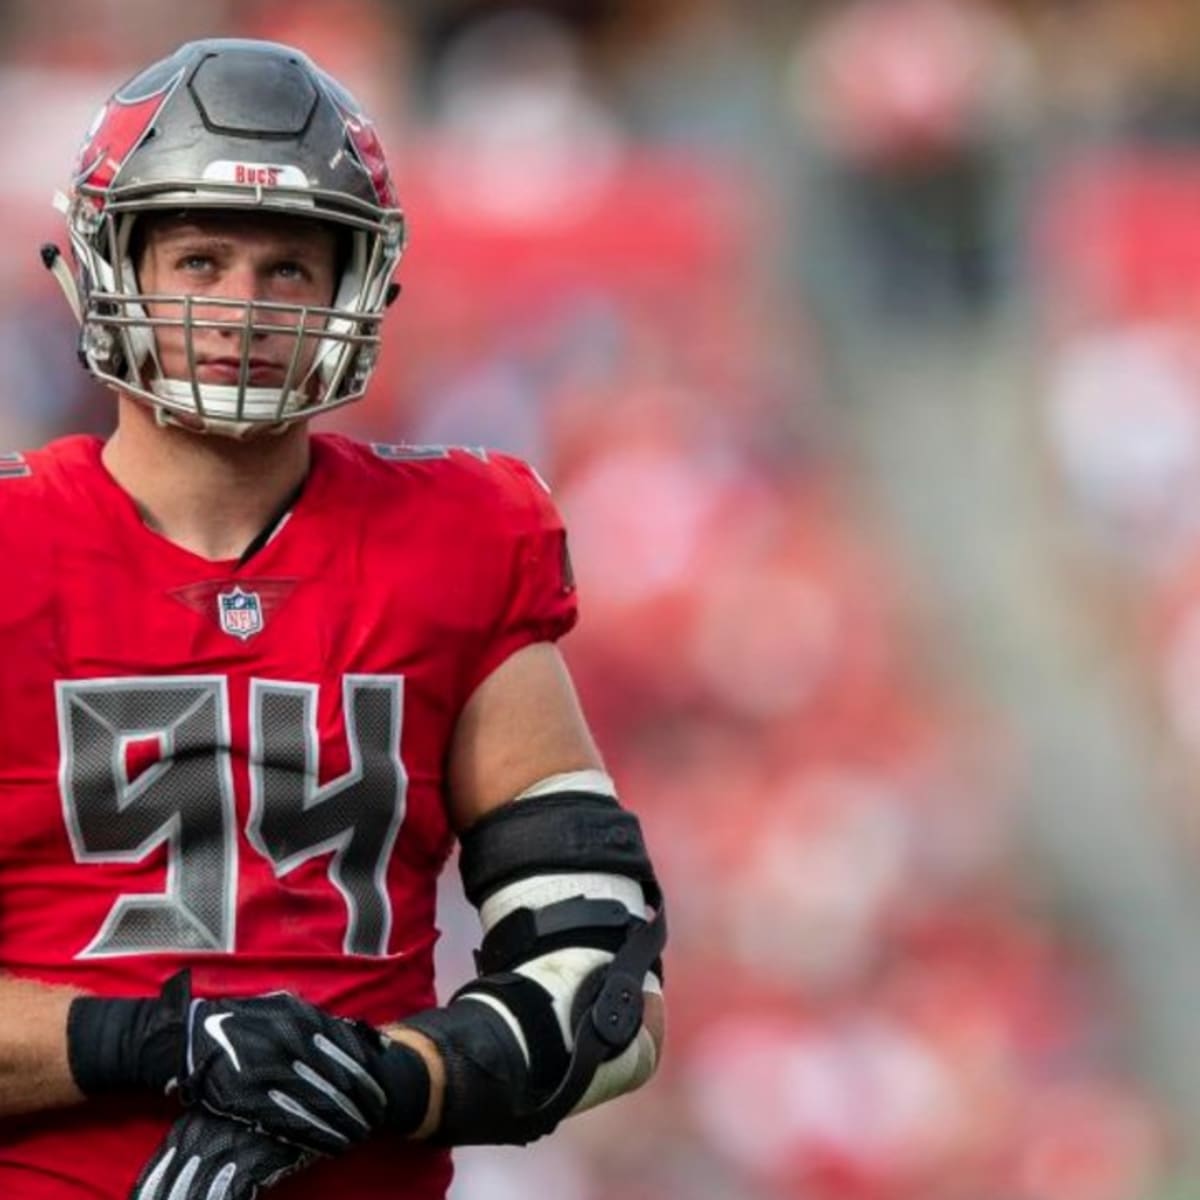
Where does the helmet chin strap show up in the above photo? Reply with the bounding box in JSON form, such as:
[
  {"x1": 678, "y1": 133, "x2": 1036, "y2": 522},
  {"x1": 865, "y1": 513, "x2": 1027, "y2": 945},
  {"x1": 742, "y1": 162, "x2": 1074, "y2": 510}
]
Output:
[
  {"x1": 151, "y1": 405, "x2": 292, "y2": 441},
  {"x1": 149, "y1": 378, "x2": 311, "y2": 440}
]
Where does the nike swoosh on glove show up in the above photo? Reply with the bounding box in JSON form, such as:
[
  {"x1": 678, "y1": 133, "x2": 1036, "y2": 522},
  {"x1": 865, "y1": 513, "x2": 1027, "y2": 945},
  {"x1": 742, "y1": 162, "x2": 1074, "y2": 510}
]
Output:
[
  {"x1": 182, "y1": 981, "x2": 429, "y2": 1154},
  {"x1": 130, "y1": 1109, "x2": 314, "y2": 1200}
]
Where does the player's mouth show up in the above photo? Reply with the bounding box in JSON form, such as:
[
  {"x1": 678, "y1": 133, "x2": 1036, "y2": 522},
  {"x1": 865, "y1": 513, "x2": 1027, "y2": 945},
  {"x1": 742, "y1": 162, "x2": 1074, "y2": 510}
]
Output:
[{"x1": 197, "y1": 357, "x2": 287, "y2": 386}]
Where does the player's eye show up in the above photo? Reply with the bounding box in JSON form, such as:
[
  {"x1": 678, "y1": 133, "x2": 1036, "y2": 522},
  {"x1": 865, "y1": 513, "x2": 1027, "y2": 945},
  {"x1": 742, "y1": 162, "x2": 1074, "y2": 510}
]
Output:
[
  {"x1": 273, "y1": 260, "x2": 310, "y2": 282},
  {"x1": 176, "y1": 253, "x2": 215, "y2": 272}
]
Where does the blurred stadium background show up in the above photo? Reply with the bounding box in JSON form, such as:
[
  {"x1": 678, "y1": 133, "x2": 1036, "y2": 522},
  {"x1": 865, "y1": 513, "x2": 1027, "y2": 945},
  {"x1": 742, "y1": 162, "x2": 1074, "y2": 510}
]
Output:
[{"x1": 11, "y1": 1, "x2": 1200, "y2": 1196}]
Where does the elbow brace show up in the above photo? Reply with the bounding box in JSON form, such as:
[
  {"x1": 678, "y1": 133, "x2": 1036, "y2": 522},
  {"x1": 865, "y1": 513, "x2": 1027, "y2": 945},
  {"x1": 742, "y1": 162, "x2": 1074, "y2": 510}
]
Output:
[{"x1": 403, "y1": 776, "x2": 665, "y2": 1145}]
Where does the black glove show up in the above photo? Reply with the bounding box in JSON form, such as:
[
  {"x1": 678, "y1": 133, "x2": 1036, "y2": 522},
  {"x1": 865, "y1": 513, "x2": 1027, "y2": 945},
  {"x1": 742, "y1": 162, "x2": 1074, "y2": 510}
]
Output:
[
  {"x1": 130, "y1": 1108, "x2": 314, "y2": 1200},
  {"x1": 69, "y1": 971, "x2": 431, "y2": 1155},
  {"x1": 181, "y1": 985, "x2": 428, "y2": 1153}
]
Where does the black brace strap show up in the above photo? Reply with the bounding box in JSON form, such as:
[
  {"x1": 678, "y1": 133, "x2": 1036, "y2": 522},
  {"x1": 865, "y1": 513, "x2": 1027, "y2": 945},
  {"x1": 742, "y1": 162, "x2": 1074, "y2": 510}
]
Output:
[
  {"x1": 458, "y1": 792, "x2": 661, "y2": 909},
  {"x1": 454, "y1": 973, "x2": 569, "y2": 1095},
  {"x1": 477, "y1": 897, "x2": 633, "y2": 975}
]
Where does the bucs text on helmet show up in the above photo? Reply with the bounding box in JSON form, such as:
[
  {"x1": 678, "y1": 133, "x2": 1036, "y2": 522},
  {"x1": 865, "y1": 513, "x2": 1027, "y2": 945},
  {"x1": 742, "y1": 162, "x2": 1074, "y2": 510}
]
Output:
[{"x1": 43, "y1": 38, "x2": 405, "y2": 437}]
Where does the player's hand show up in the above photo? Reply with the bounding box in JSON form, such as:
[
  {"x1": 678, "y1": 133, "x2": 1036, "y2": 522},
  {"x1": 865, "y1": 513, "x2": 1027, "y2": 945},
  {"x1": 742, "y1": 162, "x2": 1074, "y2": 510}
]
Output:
[
  {"x1": 130, "y1": 1108, "x2": 314, "y2": 1200},
  {"x1": 70, "y1": 969, "x2": 430, "y2": 1155},
  {"x1": 181, "y1": 980, "x2": 430, "y2": 1154}
]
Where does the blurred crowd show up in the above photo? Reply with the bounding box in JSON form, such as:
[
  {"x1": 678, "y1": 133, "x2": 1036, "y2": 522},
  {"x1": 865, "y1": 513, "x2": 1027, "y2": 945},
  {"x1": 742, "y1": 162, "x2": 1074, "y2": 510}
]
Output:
[{"x1": 7, "y1": 1, "x2": 1200, "y2": 1198}]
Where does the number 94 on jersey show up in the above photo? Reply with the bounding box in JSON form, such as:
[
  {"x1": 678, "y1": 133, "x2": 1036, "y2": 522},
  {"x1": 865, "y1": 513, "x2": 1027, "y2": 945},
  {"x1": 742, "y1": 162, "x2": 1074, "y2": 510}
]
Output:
[{"x1": 56, "y1": 674, "x2": 407, "y2": 959}]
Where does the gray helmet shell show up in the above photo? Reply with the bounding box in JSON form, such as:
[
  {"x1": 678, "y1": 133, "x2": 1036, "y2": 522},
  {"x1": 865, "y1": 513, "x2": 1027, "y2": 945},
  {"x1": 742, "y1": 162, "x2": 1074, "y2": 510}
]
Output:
[{"x1": 57, "y1": 38, "x2": 405, "y2": 435}]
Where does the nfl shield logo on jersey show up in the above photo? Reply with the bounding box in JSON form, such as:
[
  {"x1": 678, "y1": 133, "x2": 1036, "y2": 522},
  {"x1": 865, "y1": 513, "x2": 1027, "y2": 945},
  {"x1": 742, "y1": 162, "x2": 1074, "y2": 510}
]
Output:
[{"x1": 217, "y1": 586, "x2": 264, "y2": 640}]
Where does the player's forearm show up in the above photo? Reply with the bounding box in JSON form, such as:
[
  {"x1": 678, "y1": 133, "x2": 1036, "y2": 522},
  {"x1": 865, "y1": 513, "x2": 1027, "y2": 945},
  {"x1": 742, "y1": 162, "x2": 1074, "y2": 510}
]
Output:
[{"x1": 0, "y1": 974, "x2": 86, "y2": 1116}]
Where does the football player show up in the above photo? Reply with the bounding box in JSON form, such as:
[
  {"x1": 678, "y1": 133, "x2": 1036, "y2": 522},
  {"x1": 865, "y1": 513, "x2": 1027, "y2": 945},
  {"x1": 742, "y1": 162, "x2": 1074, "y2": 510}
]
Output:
[{"x1": 0, "y1": 38, "x2": 665, "y2": 1200}]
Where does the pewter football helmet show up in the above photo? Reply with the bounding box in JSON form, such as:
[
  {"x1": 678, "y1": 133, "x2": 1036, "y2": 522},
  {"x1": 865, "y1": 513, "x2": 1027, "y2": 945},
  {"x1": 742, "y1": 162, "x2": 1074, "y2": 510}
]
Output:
[{"x1": 46, "y1": 38, "x2": 405, "y2": 435}]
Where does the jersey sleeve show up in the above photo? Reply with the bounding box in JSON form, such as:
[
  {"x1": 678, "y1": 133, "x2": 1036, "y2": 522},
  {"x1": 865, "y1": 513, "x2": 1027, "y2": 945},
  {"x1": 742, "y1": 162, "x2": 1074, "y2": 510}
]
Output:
[{"x1": 465, "y1": 453, "x2": 578, "y2": 696}]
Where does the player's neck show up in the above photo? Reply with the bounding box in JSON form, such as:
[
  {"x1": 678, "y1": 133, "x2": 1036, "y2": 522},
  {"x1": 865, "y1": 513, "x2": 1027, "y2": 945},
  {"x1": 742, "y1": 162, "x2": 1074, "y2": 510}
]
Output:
[{"x1": 101, "y1": 395, "x2": 312, "y2": 562}]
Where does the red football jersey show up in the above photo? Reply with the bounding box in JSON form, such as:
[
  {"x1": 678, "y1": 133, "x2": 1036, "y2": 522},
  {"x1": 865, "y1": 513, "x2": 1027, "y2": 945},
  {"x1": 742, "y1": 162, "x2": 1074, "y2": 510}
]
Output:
[{"x1": 0, "y1": 433, "x2": 577, "y2": 1199}]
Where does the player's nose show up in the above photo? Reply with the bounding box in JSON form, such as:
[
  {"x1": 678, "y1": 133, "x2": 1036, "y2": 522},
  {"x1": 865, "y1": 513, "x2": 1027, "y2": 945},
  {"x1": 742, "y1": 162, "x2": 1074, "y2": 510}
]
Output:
[{"x1": 206, "y1": 262, "x2": 270, "y2": 337}]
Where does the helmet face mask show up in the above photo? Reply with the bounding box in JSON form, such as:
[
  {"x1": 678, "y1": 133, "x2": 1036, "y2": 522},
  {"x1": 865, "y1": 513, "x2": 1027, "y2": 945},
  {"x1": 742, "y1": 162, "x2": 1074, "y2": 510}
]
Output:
[{"x1": 52, "y1": 38, "x2": 405, "y2": 437}]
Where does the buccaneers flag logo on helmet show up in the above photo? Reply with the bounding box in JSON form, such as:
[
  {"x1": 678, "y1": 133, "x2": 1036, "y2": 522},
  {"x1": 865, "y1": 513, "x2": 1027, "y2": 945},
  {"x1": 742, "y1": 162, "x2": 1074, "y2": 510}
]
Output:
[{"x1": 74, "y1": 71, "x2": 184, "y2": 193}]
